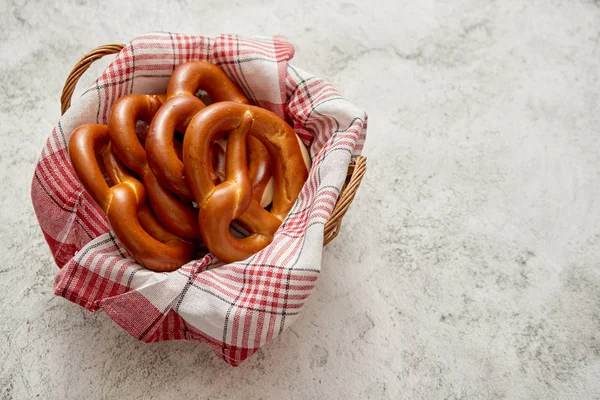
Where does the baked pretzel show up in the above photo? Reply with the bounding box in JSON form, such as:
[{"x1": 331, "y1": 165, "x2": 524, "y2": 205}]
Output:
[
  {"x1": 68, "y1": 124, "x2": 194, "y2": 271},
  {"x1": 183, "y1": 102, "x2": 311, "y2": 263},
  {"x1": 148, "y1": 61, "x2": 248, "y2": 200},
  {"x1": 166, "y1": 60, "x2": 250, "y2": 103},
  {"x1": 107, "y1": 94, "x2": 201, "y2": 239},
  {"x1": 146, "y1": 94, "x2": 275, "y2": 204},
  {"x1": 145, "y1": 95, "x2": 207, "y2": 200}
]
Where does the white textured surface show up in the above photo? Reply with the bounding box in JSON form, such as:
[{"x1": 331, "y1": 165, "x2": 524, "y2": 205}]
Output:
[{"x1": 2, "y1": 0, "x2": 600, "y2": 398}]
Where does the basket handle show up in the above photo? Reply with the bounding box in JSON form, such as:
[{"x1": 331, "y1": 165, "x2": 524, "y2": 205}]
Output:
[
  {"x1": 323, "y1": 155, "x2": 367, "y2": 246},
  {"x1": 60, "y1": 43, "x2": 125, "y2": 115},
  {"x1": 60, "y1": 44, "x2": 367, "y2": 246}
]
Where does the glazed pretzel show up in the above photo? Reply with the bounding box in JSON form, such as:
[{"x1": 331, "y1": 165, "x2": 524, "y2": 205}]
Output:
[
  {"x1": 107, "y1": 94, "x2": 201, "y2": 239},
  {"x1": 165, "y1": 60, "x2": 250, "y2": 103},
  {"x1": 183, "y1": 102, "x2": 311, "y2": 263},
  {"x1": 146, "y1": 95, "x2": 208, "y2": 200},
  {"x1": 68, "y1": 124, "x2": 194, "y2": 271},
  {"x1": 146, "y1": 62, "x2": 274, "y2": 204}
]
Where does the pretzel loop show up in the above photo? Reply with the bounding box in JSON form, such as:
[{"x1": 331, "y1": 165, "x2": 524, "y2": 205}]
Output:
[{"x1": 166, "y1": 61, "x2": 250, "y2": 103}]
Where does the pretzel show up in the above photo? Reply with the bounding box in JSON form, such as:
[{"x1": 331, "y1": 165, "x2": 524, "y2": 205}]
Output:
[
  {"x1": 145, "y1": 95, "x2": 207, "y2": 200},
  {"x1": 68, "y1": 124, "x2": 194, "y2": 271},
  {"x1": 183, "y1": 102, "x2": 311, "y2": 263},
  {"x1": 146, "y1": 94, "x2": 275, "y2": 204},
  {"x1": 107, "y1": 94, "x2": 201, "y2": 239},
  {"x1": 147, "y1": 61, "x2": 248, "y2": 199},
  {"x1": 166, "y1": 60, "x2": 250, "y2": 103}
]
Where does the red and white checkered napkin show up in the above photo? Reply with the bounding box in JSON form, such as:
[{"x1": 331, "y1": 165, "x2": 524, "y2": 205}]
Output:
[{"x1": 30, "y1": 33, "x2": 367, "y2": 366}]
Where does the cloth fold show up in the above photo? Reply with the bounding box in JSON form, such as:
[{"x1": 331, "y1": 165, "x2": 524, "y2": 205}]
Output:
[{"x1": 31, "y1": 32, "x2": 367, "y2": 366}]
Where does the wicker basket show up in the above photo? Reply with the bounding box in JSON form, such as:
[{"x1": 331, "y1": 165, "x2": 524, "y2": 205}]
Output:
[{"x1": 60, "y1": 43, "x2": 366, "y2": 247}]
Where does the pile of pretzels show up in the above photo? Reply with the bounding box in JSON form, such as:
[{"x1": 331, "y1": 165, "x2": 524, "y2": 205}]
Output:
[{"x1": 68, "y1": 61, "x2": 311, "y2": 272}]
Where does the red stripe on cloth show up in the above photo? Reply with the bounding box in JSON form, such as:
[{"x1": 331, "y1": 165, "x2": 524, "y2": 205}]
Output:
[
  {"x1": 143, "y1": 309, "x2": 186, "y2": 342},
  {"x1": 81, "y1": 252, "x2": 120, "y2": 304},
  {"x1": 37, "y1": 153, "x2": 77, "y2": 207},
  {"x1": 99, "y1": 289, "x2": 164, "y2": 341},
  {"x1": 40, "y1": 228, "x2": 79, "y2": 267},
  {"x1": 230, "y1": 306, "x2": 242, "y2": 355},
  {"x1": 74, "y1": 196, "x2": 109, "y2": 238},
  {"x1": 252, "y1": 302, "x2": 266, "y2": 349},
  {"x1": 32, "y1": 166, "x2": 103, "y2": 268},
  {"x1": 54, "y1": 258, "x2": 129, "y2": 311},
  {"x1": 212, "y1": 267, "x2": 317, "y2": 285},
  {"x1": 195, "y1": 275, "x2": 242, "y2": 301},
  {"x1": 230, "y1": 36, "x2": 293, "y2": 59},
  {"x1": 109, "y1": 259, "x2": 138, "y2": 292}
]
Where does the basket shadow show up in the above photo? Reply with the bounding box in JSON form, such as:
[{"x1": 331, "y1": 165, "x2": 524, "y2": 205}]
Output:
[{"x1": 47, "y1": 300, "x2": 312, "y2": 393}]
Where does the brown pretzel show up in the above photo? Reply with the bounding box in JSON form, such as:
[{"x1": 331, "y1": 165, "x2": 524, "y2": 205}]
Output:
[
  {"x1": 107, "y1": 94, "x2": 201, "y2": 239},
  {"x1": 147, "y1": 62, "x2": 248, "y2": 199},
  {"x1": 166, "y1": 61, "x2": 250, "y2": 103},
  {"x1": 146, "y1": 95, "x2": 275, "y2": 204},
  {"x1": 183, "y1": 102, "x2": 310, "y2": 263},
  {"x1": 145, "y1": 95, "x2": 207, "y2": 200},
  {"x1": 68, "y1": 124, "x2": 194, "y2": 271}
]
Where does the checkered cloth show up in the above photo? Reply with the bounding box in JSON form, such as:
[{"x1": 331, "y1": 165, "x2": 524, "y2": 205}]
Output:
[{"x1": 30, "y1": 33, "x2": 367, "y2": 366}]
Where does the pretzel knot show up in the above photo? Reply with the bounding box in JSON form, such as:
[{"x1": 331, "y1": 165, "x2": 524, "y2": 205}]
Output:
[
  {"x1": 165, "y1": 60, "x2": 250, "y2": 103},
  {"x1": 69, "y1": 124, "x2": 194, "y2": 272},
  {"x1": 184, "y1": 102, "x2": 311, "y2": 263}
]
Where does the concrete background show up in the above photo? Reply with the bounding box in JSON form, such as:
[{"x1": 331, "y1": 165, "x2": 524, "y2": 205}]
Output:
[{"x1": 1, "y1": 0, "x2": 600, "y2": 398}]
